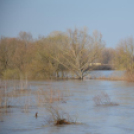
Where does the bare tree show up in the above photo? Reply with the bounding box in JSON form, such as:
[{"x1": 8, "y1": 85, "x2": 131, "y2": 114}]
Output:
[
  {"x1": 50, "y1": 28, "x2": 105, "y2": 79},
  {"x1": 18, "y1": 31, "x2": 33, "y2": 42}
]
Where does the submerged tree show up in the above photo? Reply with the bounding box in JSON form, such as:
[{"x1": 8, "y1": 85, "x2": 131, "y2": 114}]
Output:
[
  {"x1": 0, "y1": 28, "x2": 105, "y2": 80},
  {"x1": 50, "y1": 28, "x2": 105, "y2": 79}
]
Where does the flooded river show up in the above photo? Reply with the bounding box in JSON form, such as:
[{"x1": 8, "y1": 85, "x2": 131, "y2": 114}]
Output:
[{"x1": 0, "y1": 71, "x2": 134, "y2": 134}]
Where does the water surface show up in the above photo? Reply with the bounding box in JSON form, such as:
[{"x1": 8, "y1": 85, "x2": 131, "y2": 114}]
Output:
[{"x1": 0, "y1": 71, "x2": 134, "y2": 134}]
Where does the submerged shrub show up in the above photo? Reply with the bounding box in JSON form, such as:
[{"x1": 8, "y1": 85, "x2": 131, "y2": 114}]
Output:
[
  {"x1": 93, "y1": 91, "x2": 119, "y2": 106},
  {"x1": 45, "y1": 104, "x2": 77, "y2": 125}
]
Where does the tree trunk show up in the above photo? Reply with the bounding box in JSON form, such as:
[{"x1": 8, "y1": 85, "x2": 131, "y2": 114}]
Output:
[
  {"x1": 56, "y1": 71, "x2": 59, "y2": 78},
  {"x1": 61, "y1": 70, "x2": 64, "y2": 78}
]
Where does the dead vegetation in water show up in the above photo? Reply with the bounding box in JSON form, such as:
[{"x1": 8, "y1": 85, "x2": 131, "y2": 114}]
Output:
[
  {"x1": 0, "y1": 79, "x2": 32, "y2": 111},
  {"x1": 45, "y1": 104, "x2": 77, "y2": 125},
  {"x1": 0, "y1": 80, "x2": 69, "y2": 114},
  {"x1": 96, "y1": 76, "x2": 126, "y2": 81},
  {"x1": 6, "y1": 89, "x2": 32, "y2": 97},
  {"x1": 0, "y1": 90, "x2": 3, "y2": 108},
  {"x1": 125, "y1": 71, "x2": 134, "y2": 82},
  {"x1": 0, "y1": 88, "x2": 32, "y2": 114},
  {"x1": 93, "y1": 91, "x2": 119, "y2": 107},
  {"x1": 36, "y1": 88, "x2": 66, "y2": 106},
  {"x1": 0, "y1": 89, "x2": 9, "y2": 109},
  {"x1": 87, "y1": 75, "x2": 126, "y2": 81}
]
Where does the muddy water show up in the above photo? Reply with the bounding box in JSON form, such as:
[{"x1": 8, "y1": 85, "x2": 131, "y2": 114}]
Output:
[{"x1": 0, "y1": 72, "x2": 134, "y2": 134}]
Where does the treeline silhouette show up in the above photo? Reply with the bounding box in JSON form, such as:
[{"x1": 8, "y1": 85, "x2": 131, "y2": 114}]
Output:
[{"x1": 0, "y1": 29, "x2": 134, "y2": 81}]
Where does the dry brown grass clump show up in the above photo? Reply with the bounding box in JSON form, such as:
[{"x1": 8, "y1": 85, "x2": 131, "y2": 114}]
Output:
[{"x1": 93, "y1": 91, "x2": 119, "y2": 107}]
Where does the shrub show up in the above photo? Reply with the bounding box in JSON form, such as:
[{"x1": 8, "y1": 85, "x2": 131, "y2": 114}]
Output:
[
  {"x1": 45, "y1": 104, "x2": 77, "y2": 125},
  {"x1": 93, "y1": 91, "x2": 119, "y2": 106}
]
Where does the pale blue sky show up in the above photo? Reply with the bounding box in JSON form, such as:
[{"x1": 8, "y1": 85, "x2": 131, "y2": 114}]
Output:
[{"x1": 0, "y1": 0, "x2": 134, "y2": 48}]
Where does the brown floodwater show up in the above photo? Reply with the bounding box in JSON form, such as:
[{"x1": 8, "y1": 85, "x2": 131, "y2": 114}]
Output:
[{"x1": 0, "y1": 71, "x2": 134, "y2": 134}]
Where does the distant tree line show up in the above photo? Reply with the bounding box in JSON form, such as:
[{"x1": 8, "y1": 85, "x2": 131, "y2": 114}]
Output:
[
  {"x1": 0, "y1": 28, "x2": 134, "y2": 81},
  {"x1": 114, "y1": 37, "x2": 134, "y2": 81}
]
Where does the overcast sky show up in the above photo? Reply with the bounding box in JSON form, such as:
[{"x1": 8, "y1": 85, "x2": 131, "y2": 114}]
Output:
[{"x1": 0, "y1": 0, "x2": 134, "y2": 48}]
